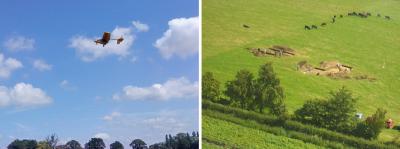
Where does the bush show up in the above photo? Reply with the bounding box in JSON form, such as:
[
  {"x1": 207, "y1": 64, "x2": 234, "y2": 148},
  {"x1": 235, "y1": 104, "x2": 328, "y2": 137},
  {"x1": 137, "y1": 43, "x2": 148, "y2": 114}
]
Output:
[
  {"x1": 353, "y1": 108, "x2": 387, "y2": 139},
  {"x1": 202, "y1": 72, "x2": 221, "y2": 102},
  {"x1": 294, "y1": 87, "x2": 357, "y2": 133}
]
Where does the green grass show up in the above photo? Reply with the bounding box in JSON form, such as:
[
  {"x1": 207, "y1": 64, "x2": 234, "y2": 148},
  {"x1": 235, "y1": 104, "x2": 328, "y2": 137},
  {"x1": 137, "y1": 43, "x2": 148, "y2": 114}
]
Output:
[
  {"x1": 203, "y1": 115, "x2": 327, "y2": 149},
  {"x1": 202, "y1": 140, "x2": 225, "y2": 149},
  {"x1": 202, "y1": 0, "x2": 400, "y2": 142},
  {"x1": 203, "y1": 109, "x2": 351, "y2": 149}
]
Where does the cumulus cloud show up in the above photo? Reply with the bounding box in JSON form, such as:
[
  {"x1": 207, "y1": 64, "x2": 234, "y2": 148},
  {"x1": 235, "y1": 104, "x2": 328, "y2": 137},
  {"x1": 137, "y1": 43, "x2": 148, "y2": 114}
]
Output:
[
  {"x1": 33, "y1": 59, "x2": 52, "y2": 71},
  {"x1": 0, "y1": 53, "x2": 23, "y2": 78},
  {"x1": 154, "y1": 17, "x2": 199, "y2": 59},
  {"x1": 70, "y1": 27, "x2": 135, "y2": 62},
  {"x1": 103, "y1": 112, "x2": 121, "y2": 121},
  {"x1": 3, "y1": 36, "x2": 35, "y2": 51},
  {"x1": 94, "y1": 133, "x2": 110, "y2": 140},
  {"x1": 60, "y1": 80, "x2": 69, "y2": 87},
  {"x1": 132, "y1": 21, "x2": 149, "y2": 32},
  {"x1": 143, "y1": 116, "x2": 185, "y2": 130},
  {"x1": 59, "y1": 80, "x2": 77, "y2": 91},
  {"x1": 0, "y1": 83, "x2": 52, "y2": 108},
  {"x1": 113, "y1": 77, "x2": 198, "y2": 101},
  {"x1": 97, "y1": 109, "x2": 198, "y2": 145}
]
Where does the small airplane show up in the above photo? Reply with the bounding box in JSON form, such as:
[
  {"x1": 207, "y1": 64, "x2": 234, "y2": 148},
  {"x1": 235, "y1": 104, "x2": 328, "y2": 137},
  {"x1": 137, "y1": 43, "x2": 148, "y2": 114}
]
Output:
[{"x1": 94, "y1": 32, "x2": 124, "y2": 47}]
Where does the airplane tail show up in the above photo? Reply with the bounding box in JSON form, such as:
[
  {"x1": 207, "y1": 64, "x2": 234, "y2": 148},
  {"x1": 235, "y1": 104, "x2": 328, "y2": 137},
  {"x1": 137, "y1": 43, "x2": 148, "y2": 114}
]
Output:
[{"x1": 117, "y1": 36, "x2": 124, "y2": 44}]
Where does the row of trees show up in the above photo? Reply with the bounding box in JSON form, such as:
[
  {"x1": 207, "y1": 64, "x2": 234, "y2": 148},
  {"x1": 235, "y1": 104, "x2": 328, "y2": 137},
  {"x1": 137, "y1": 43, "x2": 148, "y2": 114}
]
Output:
[
  {"x1": 7, "y1": 132, "x2": 199, "y2": 149},
  {"x1": 203, "y1": 63, "x2": 287, "y2": 119},
  {"x1": 203, "y1": 62, "x2": 387, "y2": 140}
]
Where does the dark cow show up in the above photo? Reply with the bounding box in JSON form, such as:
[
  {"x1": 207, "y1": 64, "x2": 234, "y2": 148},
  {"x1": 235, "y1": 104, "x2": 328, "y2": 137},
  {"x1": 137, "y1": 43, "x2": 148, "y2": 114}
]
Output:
[
  {"x1": 321, "y1": 22, "x2": 327, "y2": 26},
  {"x1": 243, "y1": 24, "x2": 250, "y2": 28},
  {"x1": 348, "y1": 12, "x2": 357, "y2": 16},
  {"x1": 339, "y1": 15, "x2": 343, "y2": 18},
  {"x1": 304, "y1": 25, "x2": 311, "y2": 30},
  {"x1": 385, "y1": 16, "x2": 391, "y2": 20},
  {"x1": 311, "y1": 25, "x2": 318, "y2": 29},
  {"x1": 358, "y1": 13, "x2": 367, "y2": 18}
]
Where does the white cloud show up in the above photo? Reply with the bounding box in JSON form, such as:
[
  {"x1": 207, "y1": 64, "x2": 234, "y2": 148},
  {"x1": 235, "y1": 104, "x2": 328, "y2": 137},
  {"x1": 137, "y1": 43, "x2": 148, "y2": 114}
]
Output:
[
  {"x1": 143, "y1": 116, "x2": 185, "y2": 130},
  {"x1": 33, "y1": 59, "x2": 52, "y2": 71},
  {"x1": 94, "y1": 133, "x2": 110, "y2": 140},
  {"x1": 0, "y1": 53, "x2": 23, "y2": 78},
  {"x1": 70, "y1": 27, "x2": 135, "y2": 62},
  {"x1": 59, "y1": 80, "x2": 77, "y2": 91},
  {"x1": 97, "y1": 109, "x2": 198, "y2": 145},
  {"x1": 103, "y1": 112, "x2": 121, "y2": 121},
  {"x1": 3, "y1": 36, "x2": 35, "y2": 51},
  {"x1": 113, "y1": 77, "x2": 198, "y2": 101},
  {"x1": 60, "y1": 80, "x2": 69, "y2": 87},
  {"x1": 0, "y1": 83, "x2": 52, "y2": 108},
  {"x1": 15, "y1": 123, "x2": 28, "y2": 130},
  {"x1": 132, "y1": 21, "x2": 149, "y2": 32},
  {"x1": 130, "y1": 56, "x2": 138, "y2": 63},
  {"x1": 154, "y1": 17, "x2": 199, "y2": 59}
]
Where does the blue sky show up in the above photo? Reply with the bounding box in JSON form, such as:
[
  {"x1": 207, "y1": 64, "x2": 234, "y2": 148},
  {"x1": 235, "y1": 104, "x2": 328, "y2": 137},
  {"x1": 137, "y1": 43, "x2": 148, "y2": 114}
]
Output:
[{"x1": 0, "y1": 0, "x2": 199, "y2": 147}]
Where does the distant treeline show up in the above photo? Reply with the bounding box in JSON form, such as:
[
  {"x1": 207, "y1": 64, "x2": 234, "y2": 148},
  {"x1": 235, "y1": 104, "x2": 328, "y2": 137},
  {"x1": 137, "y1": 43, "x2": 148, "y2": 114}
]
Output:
[{"x1": 6, "y1": 131, "x2": 199, "y2": 149}]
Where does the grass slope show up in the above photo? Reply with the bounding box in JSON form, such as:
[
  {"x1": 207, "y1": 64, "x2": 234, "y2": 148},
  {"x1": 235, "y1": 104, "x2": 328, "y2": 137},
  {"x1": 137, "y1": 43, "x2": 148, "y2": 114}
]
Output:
[
  {"x1": 202, "y1": 0, "x2": 400, "y2": 141},
  {"x1": 203, "y1": 115, "x2": 326, "y2": 149}
]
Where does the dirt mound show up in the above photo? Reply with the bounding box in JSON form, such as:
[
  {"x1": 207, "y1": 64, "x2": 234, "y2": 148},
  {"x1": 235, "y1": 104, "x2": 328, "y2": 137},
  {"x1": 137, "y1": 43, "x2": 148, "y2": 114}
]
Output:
[
  {"x1": 249, "y1": 45, "x2": 295, "y2": 57},
  {"x1": 297, "y1": 60, "x2": 352, "y2": 79}
]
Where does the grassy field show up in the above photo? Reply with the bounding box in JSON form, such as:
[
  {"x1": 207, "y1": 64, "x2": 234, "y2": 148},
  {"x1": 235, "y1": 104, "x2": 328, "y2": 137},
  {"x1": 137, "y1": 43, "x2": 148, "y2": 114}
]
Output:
[
  {"x1": 203, "y1": 115, "x2": 327, "y2": 149},
  {"x1": 202, "y1": 0, "x2": 400, "y2": 141}
]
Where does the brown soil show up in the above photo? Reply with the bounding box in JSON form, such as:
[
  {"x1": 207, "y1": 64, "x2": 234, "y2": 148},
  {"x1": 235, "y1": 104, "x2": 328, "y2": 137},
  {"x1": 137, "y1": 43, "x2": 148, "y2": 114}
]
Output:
[{"x1": 249, "y1": 45, "x2": 296, "y2": 57}]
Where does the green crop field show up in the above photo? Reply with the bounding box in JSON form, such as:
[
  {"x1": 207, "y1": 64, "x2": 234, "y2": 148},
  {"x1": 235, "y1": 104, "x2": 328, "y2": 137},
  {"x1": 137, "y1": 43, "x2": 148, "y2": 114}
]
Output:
[
  {"x1": 202, "y1": 0, "x2": 400, "y2": 142},
  {"x1": 203, "y1": 115, "x2": 326, "y2": 149}
]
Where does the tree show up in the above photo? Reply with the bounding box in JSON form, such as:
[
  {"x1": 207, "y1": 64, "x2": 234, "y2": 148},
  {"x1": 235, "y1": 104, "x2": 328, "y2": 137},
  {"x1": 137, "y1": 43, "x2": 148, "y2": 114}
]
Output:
[
  {"x1": 353, "y1": 108, "x2": 387, "y2": 139},
  {"x1": 295, "y1": 87, "x2": 357, "y2": 133},
  {"x1": 8, "y1": 139, "x2": 37, "y2": 149},
  {"x1": 150, "y1": 132, "x2": 198, "y2": 149},
  {"x1": 129, "y1": 139, "x2": 147, "y2": 149},
  {"x1": 202, "y1": 72, "x2": 221, "y2": 102},
  {"x1": 46, "y1": 134, "x2": 59, "y2": 149},
  {"x1": 225, "y1": 69, "x2": 254, "y2": 109},
  {"x1": 175, "y1": 133, "x2": 191, "y2": 149},
  {"x1": 325, "y1": 87, "x2": 358, "y2": 132},
  {"x1": 65, "y1": 140, "x2": 82, "y2": 149},
  {"x1": 110, "y1": 141, "x2": 124, "y2": 149},
  {"x1": 149, "y1": 143, "x2": 165, "y2": 149},
  {"x1": 37, "y1": 141, "x2": 51, "y2": 149},
  {"x1": 85, "y1": 138, "x2": 105, "y2": 149},
  {"x1": 254, "y1": 63, "x2": 285, "y2": 116},
  {"x1": 168, "y1": 134, "x2": 174, "y2": 148}
]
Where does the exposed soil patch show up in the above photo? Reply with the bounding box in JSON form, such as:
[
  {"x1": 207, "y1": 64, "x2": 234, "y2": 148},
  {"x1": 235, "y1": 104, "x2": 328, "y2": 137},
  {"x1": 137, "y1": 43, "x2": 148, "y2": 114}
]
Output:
[
  {"x1": 297, "y1": 60, "x2": 352, "y2": 79},
  {"x1": 249, "y1": 45, "x2": 295, "y2": 57},
  {"x1": 297, "y1": 60, "x2": 377, "y2": 81}
]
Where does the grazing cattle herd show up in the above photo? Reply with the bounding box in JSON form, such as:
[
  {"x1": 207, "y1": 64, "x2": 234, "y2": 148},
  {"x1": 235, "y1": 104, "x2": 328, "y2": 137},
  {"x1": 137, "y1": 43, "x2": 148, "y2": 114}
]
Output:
[{"x1": 305, "y1": 11, "x2": 392, "y2": 30}]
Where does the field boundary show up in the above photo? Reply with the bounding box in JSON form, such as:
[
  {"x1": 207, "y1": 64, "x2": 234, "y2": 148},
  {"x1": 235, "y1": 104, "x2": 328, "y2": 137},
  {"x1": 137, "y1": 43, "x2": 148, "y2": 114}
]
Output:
[
  {"x1": 203, "y1": 100, "x2": 399, "y2": 149},
  {"x1": 204, "y1": 110, "x2": 348, "y2": 149}
]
